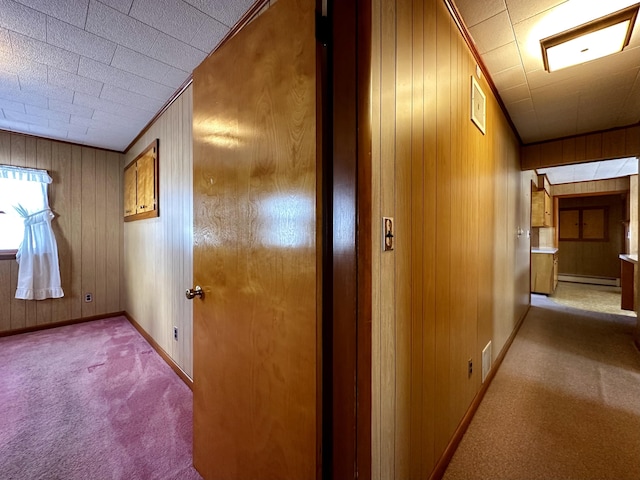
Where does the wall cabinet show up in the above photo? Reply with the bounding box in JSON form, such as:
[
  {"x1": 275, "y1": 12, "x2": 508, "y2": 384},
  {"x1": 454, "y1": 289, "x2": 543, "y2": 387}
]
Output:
[
  {"x1": 531, "y1": 251, "x2": 558, "y2": 294},
  {"x1": 532, "y1": 190, "x2": 552, "y2": 227},
  {"x1": 124, "y1": 139, "x2": 159, "y2": 221}
]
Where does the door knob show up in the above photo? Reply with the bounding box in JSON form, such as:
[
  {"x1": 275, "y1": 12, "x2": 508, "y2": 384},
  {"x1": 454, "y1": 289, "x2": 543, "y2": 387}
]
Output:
[{"x1": 186, "y1": 285, "x2": 204, "y2": 300}]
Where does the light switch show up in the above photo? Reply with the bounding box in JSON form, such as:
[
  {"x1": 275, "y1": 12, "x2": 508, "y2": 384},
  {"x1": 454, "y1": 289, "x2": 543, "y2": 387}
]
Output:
[{"x1": 383, "y1": 217, "x2": 394, "y2": 251}]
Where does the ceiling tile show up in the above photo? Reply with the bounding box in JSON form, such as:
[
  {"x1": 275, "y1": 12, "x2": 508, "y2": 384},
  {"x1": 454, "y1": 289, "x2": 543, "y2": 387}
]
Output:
[
  {"x1": 46, "y1": 17, "x2": 116, "y2": 64},
  {"x1": 505, "y1": 97, "x2": 534, "y2": 114},
  {"x1": 492, "y1": 64, "x2": 527, "y2": 90},
  {"x1": 48, "y1": 118, "x2": 88, "y2": 135},
  {"x1": 146, "y1": 32, "x2": 206, "y2": 71},
  {"x1": 0, "y1": 0, "x2": 46, "y2": 41},
  {"x1": 10, "y1": 31, "x2": 79, "y2": 73},
  {"x1": 183, "y1": 0, "x2": 256, "y2": 28},
  {"x1": 0, "y1": 50, "x2": 48, "y2": 81},
  {"x1": 0, "y1": 86, "x2": 47, "y2": 107},
  {"x1": 468, "y1": 11, "x2": 514, "y2": 54},
  {"x1": 20, "y1": 81, "x2": 75, "y2": 103},
  {"x1": 130, "y1": 0, "x2": 208, "y2": 44},
  {"x1": 0, "y1": 27, "x2": 10, "y2": 51},
  {"x1": 48, "y1": 98, "x2": 94, "y2": 118},
  {"x1": 5, "y1": 109, "x2": 48, "y2": 126},
  {"x1": 100, "y1": 84, "x2": 163, "y2": 112},
  {"x1": 0, "y1": 71, "x2": 20, "y2": 90},
  {"x1": 110, "y1": 45, "x2": 188, "y2": 88},
  {"x1": 499, "y1": 83, "x2": 530, "y2": 103},
  {"x1": 188, "y1": 14, "x2": 228, "y2": 53},
  {"x1": 15, "y1": 0, "x2": 89, "y2": 28},
  {"x1": 73, "y1": 91, "x2": 153, "y2": 121},
  {"x1": 85, "y1": 0, "x2": 159, "y2": 55},
  {"x1": 25, "y1": 104, "x2": 70, "y2": 122},
  {"x1": 92, "y1": 109, "x2": 146, "y2": 129},
  {"x1": 480, "y1": 41, "x2": 521, "y2": 74},
  {"x1": 0, "y1": 97, "x2": 26, "y2": 113},
  {"x1": 505, "y1": 0, "x2": 567, "y2": 24},
  {"x1": 95, "y1": 0, "x2": 133, "y2": 15},
  {"x1": 0, "y1": 109, "x2": 5, "y2": 119},
  {"x1": 453, "y1": 0, "x2": 506, "y2": 28},
  {"x1": 28, "y1": 124, "x2": 69, "y2": 138},
  {"x1": 47, "y1": 67, "x2": 104, "y2": 96},
  {"x1": 78, "y1": 56, "x2": 174, "y2": 101}
]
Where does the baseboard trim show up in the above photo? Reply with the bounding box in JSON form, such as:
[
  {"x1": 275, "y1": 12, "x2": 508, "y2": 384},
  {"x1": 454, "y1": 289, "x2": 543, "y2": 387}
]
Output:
[
  {"x1": 429, "y1": 304, "x2": 531, "y2": 480},
  {"x1": 124, "y1": 312, "x2": 194, "y2": 390},
  {"x1": 558, "y1": 274, "x2": 620, "y2": 287},
  {"x1": 0, "y1": 311, "x2": 126, "y2": 338}
]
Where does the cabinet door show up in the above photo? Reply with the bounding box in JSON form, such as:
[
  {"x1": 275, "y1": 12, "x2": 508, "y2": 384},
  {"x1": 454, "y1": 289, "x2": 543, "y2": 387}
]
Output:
[
  {"x1": 532, "y1": 191, "x2": 545, "y2": 227},
  {"x1": 559, "y1": 209, "x2": 580, "y2": 239},
  {"x1": 544, "y1": 192, "x2": 552, "y2": 226},
  {"x1": 136, "y1": 150, "x2": 156, "y2": 214},
  {"x1": 123, "y1": 164, "x2": 137, "y2": 217},
  {"x1": 582, "y1": 208, "x2": 605, "y2": 239}
]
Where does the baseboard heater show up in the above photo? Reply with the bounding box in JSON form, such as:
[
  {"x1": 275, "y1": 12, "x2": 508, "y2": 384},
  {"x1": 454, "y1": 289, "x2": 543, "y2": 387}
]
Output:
[{"x1": 558, "y1": 274, "x2": 620, "y2": 287}]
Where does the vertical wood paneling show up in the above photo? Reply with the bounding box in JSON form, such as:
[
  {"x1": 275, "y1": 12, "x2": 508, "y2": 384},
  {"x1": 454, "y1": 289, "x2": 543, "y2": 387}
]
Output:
[
  {"x1": 123, "y1": 86, "x2": 194, "y2": 377},
  {"x1": 370, "y1": 0, "x2": 528, "y2": 477},
  {"x1": 0, "y1": 134, "x2": 122, "y2": 332}
]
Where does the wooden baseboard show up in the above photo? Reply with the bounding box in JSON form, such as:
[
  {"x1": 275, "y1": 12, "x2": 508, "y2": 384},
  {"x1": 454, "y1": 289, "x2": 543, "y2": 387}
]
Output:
[
  {"x1": 429, "y1": 304, "x2": 532, "y2": 480},
  {"x1": 123, "y1": 312, "x2": 194, "y2": 390},
  {"x1": 0, "y1": 311, "x2": 126, "y2": 338}
]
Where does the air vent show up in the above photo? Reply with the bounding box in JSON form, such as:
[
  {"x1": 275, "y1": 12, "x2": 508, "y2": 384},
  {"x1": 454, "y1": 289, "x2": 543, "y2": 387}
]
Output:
[{"x1": 482, "y1": 341, "x2": 492, "y2": 383}]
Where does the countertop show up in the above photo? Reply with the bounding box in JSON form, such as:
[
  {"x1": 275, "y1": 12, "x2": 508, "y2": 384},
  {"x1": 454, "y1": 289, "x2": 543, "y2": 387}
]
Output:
[
  {"x1": 619, "y1": 254, "x2": 638, "y2": 264},
  {"x1": 532, "y1": 248, "x2": 558, "y2": 254}
]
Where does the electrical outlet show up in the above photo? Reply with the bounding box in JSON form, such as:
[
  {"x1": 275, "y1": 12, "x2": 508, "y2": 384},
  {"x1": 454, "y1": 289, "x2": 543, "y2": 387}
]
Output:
[
  {"x1": 468, "y1": 358, "x2": 473, "y2": 378},
  {"x1": 84, "y1": 293, "x2": 93, "y2": 303},
  {"x1": 173, "y1": 326, "x2": 178, "y2": 341}
]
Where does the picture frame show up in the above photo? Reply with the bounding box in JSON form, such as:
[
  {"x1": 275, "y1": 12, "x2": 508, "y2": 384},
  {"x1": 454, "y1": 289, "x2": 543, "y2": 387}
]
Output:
[{"x1": 470, "y1": 76, "x2": 486, "y2": 134}]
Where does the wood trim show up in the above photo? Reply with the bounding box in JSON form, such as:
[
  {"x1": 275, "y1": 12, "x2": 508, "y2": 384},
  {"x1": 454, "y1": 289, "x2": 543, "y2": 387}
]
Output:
[
  {"x1": 554, "y1": 190, "x2": 628, "y2": 199},
  {"x1": 0, "y1": 311, "x2": 125, "y2": 338},
  {"x1": 123, "y1": 0, "x2": 271, "y2": 154},
  {"x1": 0, "y1": 249, "x2": 17, "y2": 260},
  {"x1": 124, "y1": 311, "x2": 193, "y2": 390},
  {"x1": 442, "y1": 0, "x2": 523, "y2": 145},
  {"x1": 356, "y1": 0, "x2": 372, "y2": 478},
  {"x1": 524, "y1": 122, "x2": 640, "y2": 148},
  {"x1": 428, "y1": 305, "x2": 531, "y2": 480}
]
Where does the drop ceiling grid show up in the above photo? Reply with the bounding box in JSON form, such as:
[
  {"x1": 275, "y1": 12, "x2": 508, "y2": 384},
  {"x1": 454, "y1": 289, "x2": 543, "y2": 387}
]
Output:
[
  {"x1": 453, "y1": 0, "x2": 640, "y2": 145},
  {"x1": 0, "y1": 0, "x2": 253, "y2": 150}
]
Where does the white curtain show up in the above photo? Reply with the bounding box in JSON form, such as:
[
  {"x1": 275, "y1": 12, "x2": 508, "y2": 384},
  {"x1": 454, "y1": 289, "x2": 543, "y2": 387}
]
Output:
[{"x1": 0, "y1": 165, "x2": 64, "y2": 300}]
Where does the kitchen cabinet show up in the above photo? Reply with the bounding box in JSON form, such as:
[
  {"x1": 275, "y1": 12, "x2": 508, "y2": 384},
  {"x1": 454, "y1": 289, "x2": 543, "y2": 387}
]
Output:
[
  {"x1": 532, "y1": 190, "x2": 552, "y2": 227},
  {"x1": 124, "y1": 139, "x2": 159, "y2": 221},
  {"x1": 531, "y1": 250, "x2": 558, "y2": 294}
]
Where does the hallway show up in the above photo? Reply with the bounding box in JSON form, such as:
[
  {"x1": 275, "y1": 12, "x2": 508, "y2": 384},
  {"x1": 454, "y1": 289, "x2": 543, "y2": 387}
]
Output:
[{"x1": 443, "y1": 291, "x2": 640, "y2": 479}]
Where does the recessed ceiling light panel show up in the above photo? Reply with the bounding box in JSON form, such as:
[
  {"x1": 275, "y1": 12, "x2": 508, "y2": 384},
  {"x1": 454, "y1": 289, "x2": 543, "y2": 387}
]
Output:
[{"x1": 540, "y1": 4, "x2": 639, "y2": 72}]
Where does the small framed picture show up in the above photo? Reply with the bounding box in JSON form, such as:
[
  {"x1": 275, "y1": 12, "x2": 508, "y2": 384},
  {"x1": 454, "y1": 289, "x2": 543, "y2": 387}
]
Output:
[{"x1": 471, "y1": 76, "x2": 486, "y2": 134}]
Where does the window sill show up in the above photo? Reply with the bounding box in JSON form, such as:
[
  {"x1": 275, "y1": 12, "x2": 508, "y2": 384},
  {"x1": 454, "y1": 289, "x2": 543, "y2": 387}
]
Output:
[{"x1": 0, "y1": 250, "x2": 17, "y2": 260}]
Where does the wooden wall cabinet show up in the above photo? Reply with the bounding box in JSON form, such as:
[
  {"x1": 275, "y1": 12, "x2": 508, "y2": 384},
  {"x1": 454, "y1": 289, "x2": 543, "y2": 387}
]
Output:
[
  {"x1": 531, "y1": 251, "x2": 558, "y2": 294},
  {"x1": 124, "y1": 139, "x2": 159, "y2": 222},
  {"x1": 532, "y1": 190, "x2": 552, "y2": 227}
]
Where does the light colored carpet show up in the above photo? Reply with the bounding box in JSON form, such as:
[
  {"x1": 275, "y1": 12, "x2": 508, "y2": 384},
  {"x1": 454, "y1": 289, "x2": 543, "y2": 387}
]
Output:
[
  {"x1": 549, "y1": 281, "x2": 635, "y2": 317},
  {"x1": 0, "y1": 317, "x2": 202, "y2": 480},
  {"x1": 443, "y1": 294, "x2": 640, "y2": 480}
]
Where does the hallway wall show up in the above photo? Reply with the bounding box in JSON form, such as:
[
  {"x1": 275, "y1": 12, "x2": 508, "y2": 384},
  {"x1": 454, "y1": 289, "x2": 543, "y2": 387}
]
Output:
[
  {"x1": 122, "y1": 86, "x2": 194, "y2": 378},
  {"x1": 370, "y1": 0, "x2": 531, "y2": 477}
]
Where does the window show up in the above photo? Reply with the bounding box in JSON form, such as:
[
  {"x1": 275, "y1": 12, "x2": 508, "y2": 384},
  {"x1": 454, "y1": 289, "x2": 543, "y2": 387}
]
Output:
[{"x1": 0, "y1": 177, "x2": 45, "y2": 253}]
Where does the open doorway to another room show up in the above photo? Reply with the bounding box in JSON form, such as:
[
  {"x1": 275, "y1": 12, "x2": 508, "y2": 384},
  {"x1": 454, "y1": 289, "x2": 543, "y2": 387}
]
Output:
[{"x1": 533, "y1": 157, "x2": 638, "y2": 319}]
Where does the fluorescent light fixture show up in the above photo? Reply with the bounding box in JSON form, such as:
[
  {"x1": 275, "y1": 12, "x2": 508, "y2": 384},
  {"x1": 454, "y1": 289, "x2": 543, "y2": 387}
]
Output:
[{"x1": 540, "y1": 4, "x2": 639, "y2": 72}]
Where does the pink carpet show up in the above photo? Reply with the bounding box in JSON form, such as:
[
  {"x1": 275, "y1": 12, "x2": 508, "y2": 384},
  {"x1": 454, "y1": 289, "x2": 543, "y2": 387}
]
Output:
[{"x1": 0, "y1": 316, "x2": 203, "y2": 480}]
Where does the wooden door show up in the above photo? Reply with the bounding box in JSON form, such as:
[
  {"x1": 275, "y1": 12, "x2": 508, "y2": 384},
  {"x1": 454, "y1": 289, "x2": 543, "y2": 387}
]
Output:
[{"x1": 191, "y1": 0, "x2": 319, "y2": 479}]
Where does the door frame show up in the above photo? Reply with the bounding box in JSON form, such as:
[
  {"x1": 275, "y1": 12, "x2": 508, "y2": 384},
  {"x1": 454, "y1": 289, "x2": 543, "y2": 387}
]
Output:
[{"x1": 324, "y1": 0, "x2": 372, "y2": 478}]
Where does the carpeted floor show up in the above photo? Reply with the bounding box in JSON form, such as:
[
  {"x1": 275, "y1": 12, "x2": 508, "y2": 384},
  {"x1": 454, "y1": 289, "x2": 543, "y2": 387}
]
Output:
[
  {"x1": 443, "y1": 293, "x2": 640, "y2": 480},
  {"x1": 0, "y1": 316, "x2": 202, "y2": 480}
]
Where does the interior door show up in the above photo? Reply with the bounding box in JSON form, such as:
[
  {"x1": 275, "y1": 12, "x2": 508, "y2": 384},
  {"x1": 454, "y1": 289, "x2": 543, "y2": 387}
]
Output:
[{"x1": 191, "y1": 0, "x2": 319, "y2": 479}]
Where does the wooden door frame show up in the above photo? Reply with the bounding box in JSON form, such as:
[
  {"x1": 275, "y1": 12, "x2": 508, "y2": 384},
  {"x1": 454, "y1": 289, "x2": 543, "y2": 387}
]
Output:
[{"x1": 323, "y1": 0, "x2": 372, "y2": 478}]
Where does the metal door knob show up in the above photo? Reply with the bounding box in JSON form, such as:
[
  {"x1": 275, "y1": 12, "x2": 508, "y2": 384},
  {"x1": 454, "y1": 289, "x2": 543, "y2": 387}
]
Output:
[{"x1": 186, "y1": 285, "x2": 204, "y2": 300}]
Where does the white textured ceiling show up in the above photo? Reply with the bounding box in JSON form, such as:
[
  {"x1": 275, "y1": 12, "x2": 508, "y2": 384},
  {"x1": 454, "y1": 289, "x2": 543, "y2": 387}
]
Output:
[
  {"x1": 453, "y1": 0, "x2": 640, "y2": 144},
  {"x1": 0, "y1": 0, "x2": 256, "y2": 151},
  {"x1": 537, "y1": 157, "x2": 638, "y2": 184}
]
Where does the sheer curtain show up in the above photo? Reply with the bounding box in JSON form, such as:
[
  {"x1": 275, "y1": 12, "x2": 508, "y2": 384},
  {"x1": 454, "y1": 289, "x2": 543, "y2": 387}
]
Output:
[{"x1": 0, "y1": 165, "x2": 64, "y2": 300}]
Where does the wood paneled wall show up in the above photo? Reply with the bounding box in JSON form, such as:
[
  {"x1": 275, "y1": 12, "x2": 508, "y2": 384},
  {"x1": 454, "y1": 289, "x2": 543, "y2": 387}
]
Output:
[
  {"x1": 551, "y1": 177, "x2": 630, "y2": 197},
  {"x1": 558, "y1": 195, "x2": 625, "y2": 279},
  {"x1": 370, "y1": 0, "x2": 530, "y2": 477},
  {"x1": 123, "y1": 85, "x2": 193, "y2": 378},
  {"x1": 522, "y1": 124, "x2": 640, "y2": 170},
  {"x1": 0, "y1": 132, "x2": 123, "y2": 333},
  {"x1": 631, "y1": 175, "x2": 637, "y2": 256}
]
